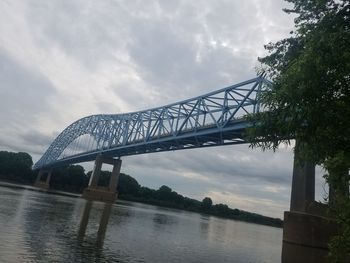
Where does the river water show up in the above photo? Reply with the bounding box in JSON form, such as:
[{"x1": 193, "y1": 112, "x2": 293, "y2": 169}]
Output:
[{"x1": 0, "y1": 185, "x2": 282, "y2": 262}]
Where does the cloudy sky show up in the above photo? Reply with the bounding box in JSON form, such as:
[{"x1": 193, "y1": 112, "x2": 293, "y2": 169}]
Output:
[{"x1": 0, "y1": 0, "x2": 326, "y2": 218}]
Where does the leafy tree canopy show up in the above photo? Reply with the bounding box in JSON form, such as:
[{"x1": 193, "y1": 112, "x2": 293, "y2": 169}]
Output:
[
  {"x1": 0, "y1": 151, "x2": 34, "y2": 182},
  {"x1": 201, "y1": 197, "x2": 213, "y2": 210},
  {"x1": 246, "y1": 0, "x2": 350, "y2": 260},
  {"x1": 247, "y1": 0, "x2": 350, "y2": 165},
  {"x1": 118, "y1": 173, "x2": 140, "y2": 196}
]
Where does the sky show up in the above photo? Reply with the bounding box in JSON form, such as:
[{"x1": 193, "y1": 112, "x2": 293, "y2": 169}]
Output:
[{"x1": 0, "y1": 0, "x2": 327, "y2": 218}]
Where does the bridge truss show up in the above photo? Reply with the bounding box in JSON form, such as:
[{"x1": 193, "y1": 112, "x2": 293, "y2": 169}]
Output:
[{"x1": 34, "y1": 75, "x2": 272, "y2": 169}]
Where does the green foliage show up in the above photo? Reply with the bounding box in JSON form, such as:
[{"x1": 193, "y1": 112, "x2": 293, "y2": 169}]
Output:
[
  {"x1": 327, "y1": 194, "x2": 350, "y2": 262},
  {"x1": 98, "y1": 171, "x2": 112, "y2": 187},
  {"x1": 325, "y1": 152, "x2": 350, "y2": 204},
  {"x1": 139, "y1": 186, "x2": 156, "y2": 199},
  {"x1": 246, "y1": 0, "x2": 350, "y2": 260},
  {"x1": 324, "y1": 152, "x2": 350, "y2": 262},
  {"x1": 0, "y1": 151, "x2": 34, "y2": 183},
  {"x1": 247, "y1": 0, "x2": 350, "y2": 165},
  {"x1": 51, "y1": 165, "x2": 88, "y2": 192},
  {"x1": 201, "y1": 197, "x2": 213, "y2": 211},
  {"x1": 118, "y1": 173, "x2": 141, "y2": 197},
  {"x1": 213, "y1": 203, "x2": 230, "y2": 215},
  {"x1": 157, "y1": 185, "x2": 175, "y2": 201}
]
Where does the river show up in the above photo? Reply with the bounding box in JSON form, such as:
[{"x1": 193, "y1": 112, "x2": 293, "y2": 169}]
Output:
[{"x1": 0, "y1": 185, "x2": 282, "y2": 262}]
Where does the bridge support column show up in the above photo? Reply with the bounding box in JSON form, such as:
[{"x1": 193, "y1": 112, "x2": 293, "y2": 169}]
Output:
[
  {"x1": 109, "y1": 159, "x2": 122, "y2": 191},
  {"x1": 34, "y1": 169, "x2": 52, "y2": 190},
  {"x1": 282, "y1": 143, "x2": 339, "y2": 263},
  {"x1": 82, "y1": 156, "x2": 122, "y2": 202},
  {"x1": 87, "y1": 156, "x2": 103, "y2": 188},
  {"x1": 290, "y1": 150, "x2": 315, "y2": 212}
]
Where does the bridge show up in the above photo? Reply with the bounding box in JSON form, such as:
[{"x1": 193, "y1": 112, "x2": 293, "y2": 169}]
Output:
[
  {"x1": 33, "y1": 74, "x2": 315, "y2": 208},
  {"x1": 32, "y1": 74, "x2": 332, "y2": 261},
  {"x1": 34, "y1": 75, "x2": 271, "y2": 170},
  {"x1": 33, "y1": 75, "x2": 276, "y2": 201}
]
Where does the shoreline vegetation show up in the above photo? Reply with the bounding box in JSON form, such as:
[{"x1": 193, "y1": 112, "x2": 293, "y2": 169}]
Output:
[{"x1": 0, "y1": 150, "x2": 283, "y2": 228}]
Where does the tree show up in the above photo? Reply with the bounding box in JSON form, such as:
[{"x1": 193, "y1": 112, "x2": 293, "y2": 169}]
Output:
[
  {"x1": 213, "y1": 203, "x2": 230, "y2": 216},
  {"x1": 139, "y1": 186, "x2": 157, "y2": 200},
  {"x1": 246, "y1": 0, "x2": 350, "y2": 260},
  {"x1": 51, "y1": 165, "x2": 88, "y2": 192},
  {"x1": 0, "y1": 151, "x2": 34, "y2": 183},
  {"x1": 248, "y1": 0, "x2": 349, "y2": 164},
  {"x1": 118, "y1": 173, "x2": 141, "y2": 196},
  {"x1": 157, "y1": 185, "x2": 181, "y2": 203},
  {"x1": 201, "y1": 197, "x2": 213, "y2": 211},
  {"x1": 157, "y1": 185, "x2": 173, "y2": 201}
]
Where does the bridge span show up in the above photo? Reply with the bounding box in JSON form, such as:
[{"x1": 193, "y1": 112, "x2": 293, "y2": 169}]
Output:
[
  {"x1": 33, "y1": 74, "x2": 315, "y2": 212},
  {"x1": 34, "y1": 76, "x2": 271, "y2": 170}
]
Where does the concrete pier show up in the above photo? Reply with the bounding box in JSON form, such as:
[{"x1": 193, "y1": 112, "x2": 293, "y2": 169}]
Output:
[
  {"x1": 290, "y1": 143, "x2": 315, "y2": 212},
  {"x1": 282, "y1": 211, "x2": 338, "y2": 263},
  {"x1": 34, "y1": 169, "x2": 52, "y2": 190},
  {"x1": 82, "y1": 155, "x2": 122, "y2": 202},
  {"x1": 282, "y1": 144, "x2": 338, "y2": 262}
]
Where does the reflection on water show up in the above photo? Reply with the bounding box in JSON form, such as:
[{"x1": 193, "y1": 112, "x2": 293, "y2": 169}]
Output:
[
  {"x1": 0, "y1": 185, "x2": 282, "y2": 263},
  {"x1": 78, "y1": 200, "x2": 112, "y2": 248},
  {"x1": 199, "y1": 215, "x2": 210, "y2": 239},
  {"x1": 153, "y1": 212, "x2": 178, "y2": 227}
]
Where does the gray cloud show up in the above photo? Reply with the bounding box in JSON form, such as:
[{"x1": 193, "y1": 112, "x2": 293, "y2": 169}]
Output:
[
  {"x1": 126, "y1": 145, "x2": 293, "y2": 184},
  {"x1": 19, "y1": 130, "x2": 56, "y2": 149},
  {"x1": 126, "y1": 3, "x2": 256, "y2": 104},
  {"x1": 0, "y1": 48, "x2": 56, "y2": 155},
  {"x1": 0, "y1": 49, "x2": 56, "y2": 124},
  {"x1": 0, "y1": 0, "x2": 321, "y2": 217},
  {"x1": 24, "y1": 0, "x2": 128, "y2": 70}
]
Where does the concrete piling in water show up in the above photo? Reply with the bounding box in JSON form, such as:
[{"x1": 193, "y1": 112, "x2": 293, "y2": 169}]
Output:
[
  {"x1": 82, "y1": 155, "x2": 122, "y2": 202},
  {"x1": 34, "y1": 169, "x2": 52, "y2": 190},
  {"x1": 282, "y1": 144, "x2": 338, "y2": 263}
]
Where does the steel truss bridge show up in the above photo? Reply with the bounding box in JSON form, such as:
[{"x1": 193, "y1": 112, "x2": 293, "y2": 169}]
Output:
[{"x1": 34, "y1": 76, "x2": 272, "y2": 170}]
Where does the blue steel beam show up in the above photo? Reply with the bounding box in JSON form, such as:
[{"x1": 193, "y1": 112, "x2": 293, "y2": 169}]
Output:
[{"x1": 33, "y1": 75, "x2": 271, "y2": 169}]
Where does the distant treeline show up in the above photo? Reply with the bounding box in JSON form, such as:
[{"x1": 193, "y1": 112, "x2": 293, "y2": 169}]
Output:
[{"x1": 0, "y1": 151, "x2": 283, "y2": 227}]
